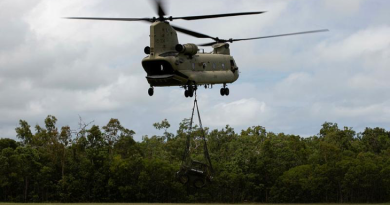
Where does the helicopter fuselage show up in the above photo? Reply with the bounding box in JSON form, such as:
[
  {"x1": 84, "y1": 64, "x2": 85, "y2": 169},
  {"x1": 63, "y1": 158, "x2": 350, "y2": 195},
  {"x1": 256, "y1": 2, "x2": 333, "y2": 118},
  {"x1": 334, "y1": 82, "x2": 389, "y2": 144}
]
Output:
[
  {"x1": 142, "y1": 21, "x2": 239, "y2": 89},
  {"x1": 66, "y1": 4, "x2": 327, "y2": 97},
  {"x1": 143, "y1": 52, "x2": 239, "y2": 87}
]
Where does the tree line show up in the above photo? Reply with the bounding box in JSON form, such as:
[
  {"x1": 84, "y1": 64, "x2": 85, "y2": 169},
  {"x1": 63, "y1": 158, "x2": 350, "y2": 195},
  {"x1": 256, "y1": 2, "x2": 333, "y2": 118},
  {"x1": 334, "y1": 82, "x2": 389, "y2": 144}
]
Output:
[{"x1": 0, "y1": 115, "x2": 389, "y2": 203}]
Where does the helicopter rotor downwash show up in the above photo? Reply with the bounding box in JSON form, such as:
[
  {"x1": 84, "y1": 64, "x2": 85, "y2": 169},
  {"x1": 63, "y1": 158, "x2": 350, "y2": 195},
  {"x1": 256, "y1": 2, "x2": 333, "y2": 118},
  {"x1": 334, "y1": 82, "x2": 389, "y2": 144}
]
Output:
[{"x1": 66, "y1": 0, "x2": 328, "y2": 98}]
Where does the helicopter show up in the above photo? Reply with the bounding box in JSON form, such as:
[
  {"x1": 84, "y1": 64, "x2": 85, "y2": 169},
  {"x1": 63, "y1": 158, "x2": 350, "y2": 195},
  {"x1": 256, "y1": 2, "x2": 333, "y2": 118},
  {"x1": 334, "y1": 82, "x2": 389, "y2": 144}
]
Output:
[{"x1": 66, "y1": 0, "x2": 328, "y2": 98}]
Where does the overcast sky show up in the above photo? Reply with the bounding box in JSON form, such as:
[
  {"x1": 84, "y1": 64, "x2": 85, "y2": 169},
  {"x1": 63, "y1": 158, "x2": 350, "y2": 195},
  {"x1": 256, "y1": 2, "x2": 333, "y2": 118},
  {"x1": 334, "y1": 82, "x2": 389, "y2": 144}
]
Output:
[{"x1": 1, "y1": 0, "x2": 389, "y2": 140}]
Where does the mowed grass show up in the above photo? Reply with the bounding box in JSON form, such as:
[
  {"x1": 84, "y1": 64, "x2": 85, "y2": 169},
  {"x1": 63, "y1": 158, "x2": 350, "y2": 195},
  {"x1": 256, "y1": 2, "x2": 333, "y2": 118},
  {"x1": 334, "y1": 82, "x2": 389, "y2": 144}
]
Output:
[{"x1": 1, "y1": 203, "x2": 390, "y2": 205}]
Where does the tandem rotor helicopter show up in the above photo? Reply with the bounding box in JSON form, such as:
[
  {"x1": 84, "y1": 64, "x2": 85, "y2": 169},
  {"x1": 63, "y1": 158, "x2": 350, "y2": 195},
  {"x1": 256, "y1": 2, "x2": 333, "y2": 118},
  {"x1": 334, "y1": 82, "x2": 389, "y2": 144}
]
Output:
[{"x1": 66, "y1": 0, "x2": 328, "y2": 98}]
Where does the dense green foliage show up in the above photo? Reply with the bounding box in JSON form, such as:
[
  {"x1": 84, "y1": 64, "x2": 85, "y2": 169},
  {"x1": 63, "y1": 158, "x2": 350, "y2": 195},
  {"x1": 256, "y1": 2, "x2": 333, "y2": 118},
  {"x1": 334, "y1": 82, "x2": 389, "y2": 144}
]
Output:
[{"x1": 1, "y1": 115, "x2": 390, "y2": 203}]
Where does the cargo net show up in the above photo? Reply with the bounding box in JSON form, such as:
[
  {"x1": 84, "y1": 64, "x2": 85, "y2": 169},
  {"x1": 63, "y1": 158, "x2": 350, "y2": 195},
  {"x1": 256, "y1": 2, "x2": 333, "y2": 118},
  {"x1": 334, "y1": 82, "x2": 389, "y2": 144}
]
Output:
[{"x1": 176, "y1": 92, "x2": 213, "y2": 188}]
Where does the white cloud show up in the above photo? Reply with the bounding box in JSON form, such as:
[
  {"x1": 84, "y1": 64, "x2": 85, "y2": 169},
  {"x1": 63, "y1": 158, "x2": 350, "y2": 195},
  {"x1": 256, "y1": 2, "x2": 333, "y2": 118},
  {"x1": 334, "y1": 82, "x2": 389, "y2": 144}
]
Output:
[
  {"x1": 323, "y1": 0, "x2": 364, "y2": 14},
  {"x1": 348, "y1": 73, "x2": 390, "y2": 91},
  {"x1": 1, "y1": 0, "x2": 390, "y2": 140},
  {"x1": 316, "y1": 26, "x2": 390, "y2": 61},
  {"x1": 203, "y1": 98, "x2": 267, "y2": 127}
]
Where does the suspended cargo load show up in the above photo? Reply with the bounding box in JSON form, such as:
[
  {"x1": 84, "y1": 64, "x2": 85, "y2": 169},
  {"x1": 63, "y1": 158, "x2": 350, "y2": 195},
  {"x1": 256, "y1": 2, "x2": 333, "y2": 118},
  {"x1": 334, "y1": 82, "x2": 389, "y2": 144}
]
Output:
[{"x1": 176, "y1": 91, "x2": 213, "y2": 188}]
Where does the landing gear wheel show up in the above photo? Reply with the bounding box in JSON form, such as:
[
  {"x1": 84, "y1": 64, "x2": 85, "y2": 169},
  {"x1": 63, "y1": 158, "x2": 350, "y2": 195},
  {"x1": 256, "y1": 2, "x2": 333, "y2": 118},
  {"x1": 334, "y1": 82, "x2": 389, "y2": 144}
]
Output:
[
  {"x1": 148, "y1": 88, "x2": 154, "y2": 96},
  {"x1": 220, "y1": 88, "x2": 225, "y2": 96},
  {"x1": 220, "y1": 87, "x2": 229, "y2": 96},
  {"x1": 193, "y1": 178, "x2": 206, "y2": 189},
  {"x1": 188, "y1": 85, "x2": 195, "y2": 98},
  {"x1": 184, "y1": 90, "x2": 189, "y2": 98}
]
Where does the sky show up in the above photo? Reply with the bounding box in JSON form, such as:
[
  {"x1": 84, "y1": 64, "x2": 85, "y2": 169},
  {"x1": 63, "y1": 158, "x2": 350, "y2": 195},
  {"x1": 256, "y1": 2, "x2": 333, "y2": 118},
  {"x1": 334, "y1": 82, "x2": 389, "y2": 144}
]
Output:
[{"x1": 1, "y1": 0, "x2": 389, "y2": 140}]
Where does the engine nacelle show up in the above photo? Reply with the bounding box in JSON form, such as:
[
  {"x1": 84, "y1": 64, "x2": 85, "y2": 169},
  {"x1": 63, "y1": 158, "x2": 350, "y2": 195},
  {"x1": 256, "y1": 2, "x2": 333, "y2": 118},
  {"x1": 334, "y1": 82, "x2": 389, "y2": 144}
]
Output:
[{"x1": 175, "y1": 43, "x2": 198, "y2": 56}]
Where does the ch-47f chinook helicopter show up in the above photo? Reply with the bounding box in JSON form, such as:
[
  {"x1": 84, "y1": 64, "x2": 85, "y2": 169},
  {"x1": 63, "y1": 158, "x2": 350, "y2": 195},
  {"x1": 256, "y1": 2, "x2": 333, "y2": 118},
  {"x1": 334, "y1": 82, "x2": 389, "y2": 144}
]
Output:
[{"x1": 66, "y1": 0, "x2": 328, "y2": 98}]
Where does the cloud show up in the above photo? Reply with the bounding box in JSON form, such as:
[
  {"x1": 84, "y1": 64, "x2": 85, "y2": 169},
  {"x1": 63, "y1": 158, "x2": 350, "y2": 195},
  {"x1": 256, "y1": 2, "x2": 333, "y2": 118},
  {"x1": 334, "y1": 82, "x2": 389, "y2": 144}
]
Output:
[
  {"x1": 203, "y1": 98, "x2": 267, "y2": 127},
  {"x1": 323, "y1": 0, "x2": 364, "y2": 14},
  {"x1": 316, "y1": 26, "x2": 390, "y2": 61}
]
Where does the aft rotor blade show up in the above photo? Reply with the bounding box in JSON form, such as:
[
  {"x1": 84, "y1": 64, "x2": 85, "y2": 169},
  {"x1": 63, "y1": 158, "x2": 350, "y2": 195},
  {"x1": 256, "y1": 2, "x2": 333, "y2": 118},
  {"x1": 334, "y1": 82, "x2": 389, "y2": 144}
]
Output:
[
  {"x1": 232, "y1": 29, "x2": 329, "y2": 42},
  {"x1": 198, "y1": 42, "x2": 217, "y2": 46},
  {"x1": 171, "y1": 25, "x2": 216, "y2": 40},
  {"x1": 172, "y1": 11, "x2": 266, "y2": 21},
  {"x1": 64, "y1": 17, "x2": 152, "y2": 22}
]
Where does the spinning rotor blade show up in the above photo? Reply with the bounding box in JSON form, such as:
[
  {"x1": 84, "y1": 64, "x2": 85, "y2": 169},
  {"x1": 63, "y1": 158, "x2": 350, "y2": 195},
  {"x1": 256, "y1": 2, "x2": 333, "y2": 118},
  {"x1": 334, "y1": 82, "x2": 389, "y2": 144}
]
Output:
[
  {"x1": 172, "y1": 11, "x2": 266, "y2": 21},
  {"x1": 66, "y1": 0, "x2": 168, "y2": 22},
  {"x1": 64, "y1": 11, "x2": 264, "y2": 23},
  {"x1": 64, "y1": 17, "x2": 153, "y2": 22},
  {"x1": 198, "y1": 29, "x2": 329, "y2": 46},
  {"x1": 65, "y1": 0, "x2": 264, "y2": 23},
  {"x1": 154, "y1": 0, "x2": 166, "y2": 18},
  {"x1": 232, "y1": 29, "x2": 329, "y2": 42},
  {"x1": 171, "y1": 25, "x2": 216, "y2": 40},
  {"x1": 198, "y1": 42, "x2": 218, "y2": 47}
]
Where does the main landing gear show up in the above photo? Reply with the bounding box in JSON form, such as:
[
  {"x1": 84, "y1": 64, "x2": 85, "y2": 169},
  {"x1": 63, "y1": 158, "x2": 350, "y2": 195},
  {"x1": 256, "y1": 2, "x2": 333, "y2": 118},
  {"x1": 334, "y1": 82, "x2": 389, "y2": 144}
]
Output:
[
  {"x1": 184, "y1": 85, "x2": 195, "y2": 98},
  {"x1": 220, "y1": 84, "x2": 229, "y2": 96},
  {"x1": 148, "y1": 84, "x2": 230, "y2": 97}
]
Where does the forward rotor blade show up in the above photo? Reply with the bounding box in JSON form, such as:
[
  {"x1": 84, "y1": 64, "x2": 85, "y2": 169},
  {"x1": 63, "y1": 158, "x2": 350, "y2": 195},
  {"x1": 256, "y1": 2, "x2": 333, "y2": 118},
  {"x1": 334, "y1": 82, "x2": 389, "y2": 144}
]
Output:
[
  {"x1": 154, "y1": 0, "x2": 166, "y2": 18},
  {"x1": 64, "y1": 17, "x2": 152, "y2": 22},
  {"x1": 171, "y1": 25, "x2": 216, "y2": 39},
  {"x1": 172, "y1": 11, "x2": 266, "y2": 21},
  {"x1": 232, "y1": 29, "x2": 329, "y2": 42}
]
